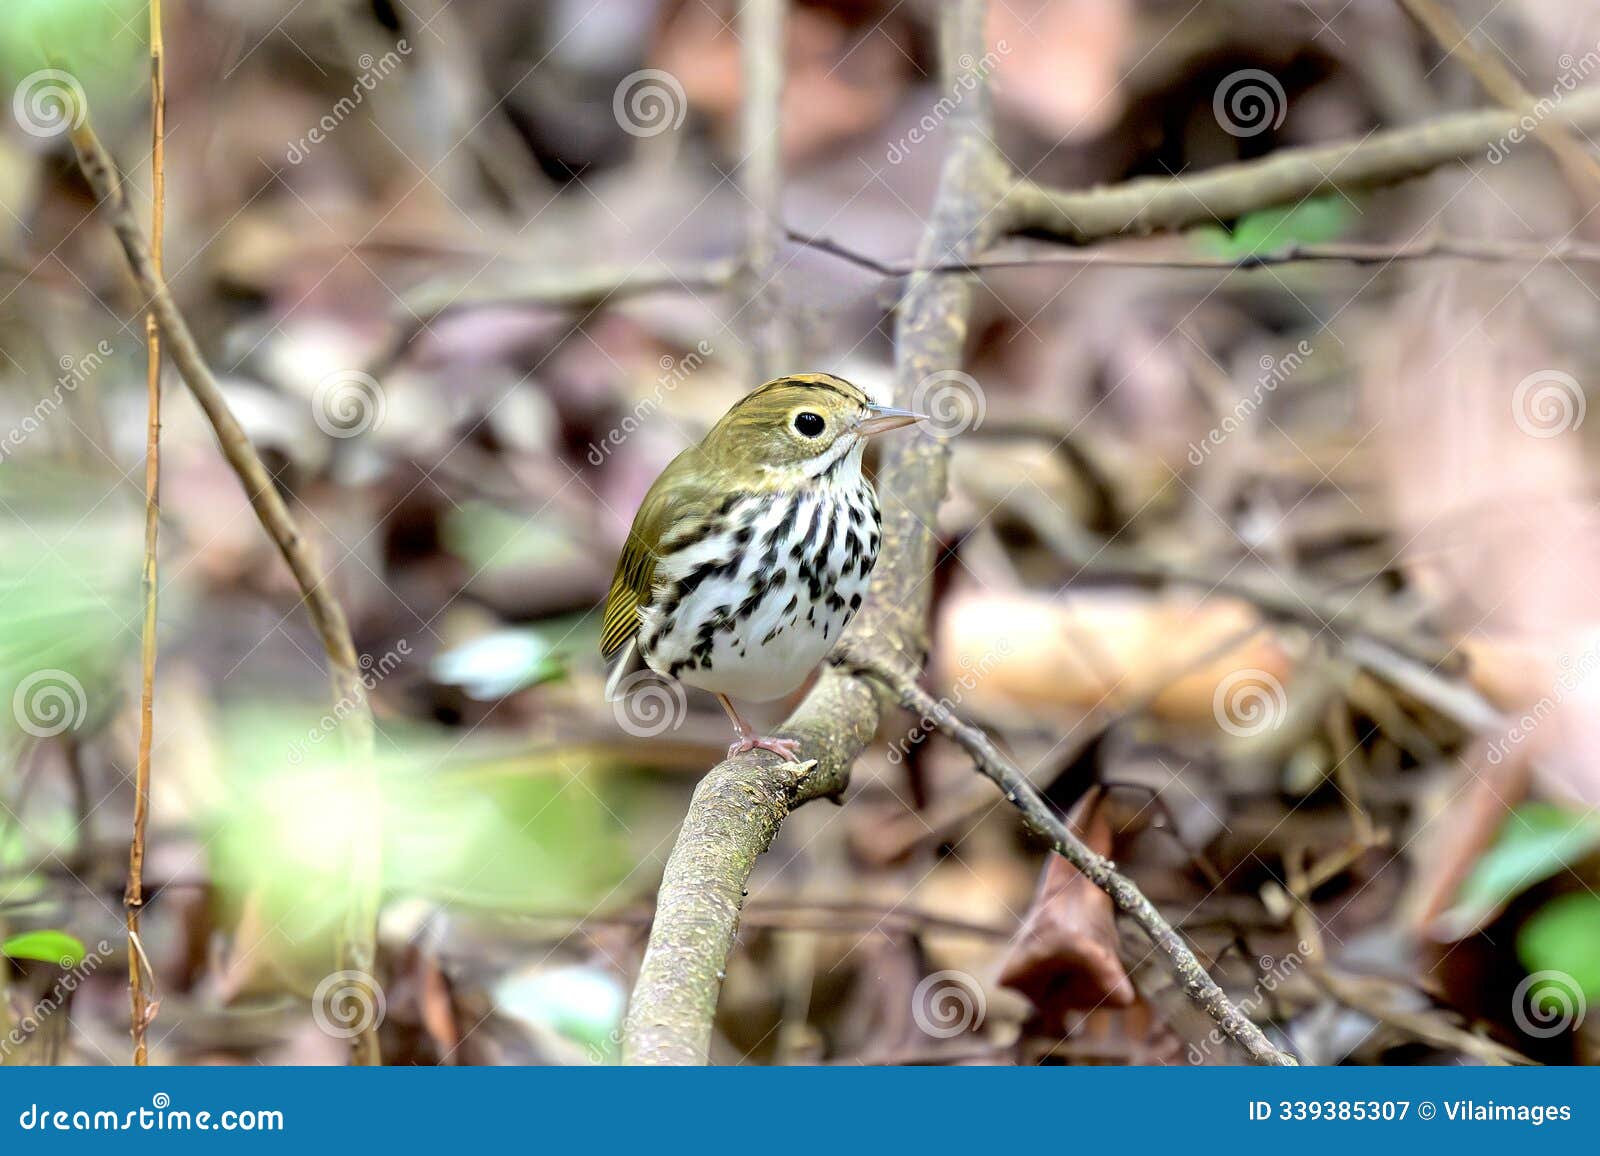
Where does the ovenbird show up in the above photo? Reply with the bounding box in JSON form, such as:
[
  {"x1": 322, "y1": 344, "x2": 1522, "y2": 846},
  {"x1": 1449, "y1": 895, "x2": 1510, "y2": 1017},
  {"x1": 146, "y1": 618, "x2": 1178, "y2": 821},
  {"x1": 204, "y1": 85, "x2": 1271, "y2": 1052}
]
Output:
[{"x1": 601, "y1": 373, "x2": 925, "y2": 761}]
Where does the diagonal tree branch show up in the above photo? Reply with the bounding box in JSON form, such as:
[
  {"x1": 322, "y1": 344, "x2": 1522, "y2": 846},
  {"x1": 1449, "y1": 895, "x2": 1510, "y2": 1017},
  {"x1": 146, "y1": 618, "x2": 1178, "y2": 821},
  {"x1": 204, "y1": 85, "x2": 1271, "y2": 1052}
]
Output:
[
  {"x1": 1003, "y1": 90, "x2": 1600, "y2": 243},
  {"x1": 70, "y1": 120, "x2": 384, "y2": 1067},
  {"x1": 834, "y1": 643, "x2": 1298, "y2": 1066}
]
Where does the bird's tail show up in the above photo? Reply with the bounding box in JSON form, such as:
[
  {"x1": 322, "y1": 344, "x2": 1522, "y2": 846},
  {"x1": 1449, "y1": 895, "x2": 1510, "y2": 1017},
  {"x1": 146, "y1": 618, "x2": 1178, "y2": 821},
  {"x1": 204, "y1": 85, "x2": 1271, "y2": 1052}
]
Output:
[{"x1": 603, "y1": 637, "x2": 648, "y2": 701}]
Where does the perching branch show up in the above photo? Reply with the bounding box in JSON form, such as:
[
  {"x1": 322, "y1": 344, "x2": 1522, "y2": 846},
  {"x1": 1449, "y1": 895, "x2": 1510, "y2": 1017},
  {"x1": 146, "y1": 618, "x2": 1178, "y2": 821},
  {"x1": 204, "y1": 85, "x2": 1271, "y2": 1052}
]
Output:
[
  {"x1": 125, "y1": 0, "x2": 164, "y2": 1068},
  {"x1": 1002, "y1": 89, "x2": 1600, "y2": 244},
  {"x1": 621, "y1": 0, "x2": 1007, "y2": 1065},
  {"x1": 835, "y1": 643, "x2": 1298, "y2": 1066},
  {"x1": 69, "y1": 121, "x2": 384, "y2": 1066}
]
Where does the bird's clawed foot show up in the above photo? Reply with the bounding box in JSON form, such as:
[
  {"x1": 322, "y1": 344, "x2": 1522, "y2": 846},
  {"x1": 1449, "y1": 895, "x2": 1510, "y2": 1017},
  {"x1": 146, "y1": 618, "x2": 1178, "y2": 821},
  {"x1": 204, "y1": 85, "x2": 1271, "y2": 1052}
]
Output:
[{"x1": 727, "y1": 734, "x2": 804, "y2": 763}]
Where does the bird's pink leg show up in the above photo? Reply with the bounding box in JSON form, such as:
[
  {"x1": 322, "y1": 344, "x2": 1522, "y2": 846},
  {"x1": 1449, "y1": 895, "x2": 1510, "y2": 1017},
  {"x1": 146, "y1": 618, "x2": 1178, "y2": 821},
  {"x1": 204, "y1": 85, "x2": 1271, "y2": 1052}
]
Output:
[{"x1": 716, "y1": 694, "x2": 803, "y2": 763}]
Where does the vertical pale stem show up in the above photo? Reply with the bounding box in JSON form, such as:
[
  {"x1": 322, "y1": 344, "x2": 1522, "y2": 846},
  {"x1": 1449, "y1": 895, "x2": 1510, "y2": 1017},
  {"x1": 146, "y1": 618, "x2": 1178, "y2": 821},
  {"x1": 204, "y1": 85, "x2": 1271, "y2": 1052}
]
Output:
[
  {"x1": 738, "y1": 0, "x2": 790, "y2": 380},
  {"x1": 126, "y1": 0, "x2": 165, "y2": 1067}
]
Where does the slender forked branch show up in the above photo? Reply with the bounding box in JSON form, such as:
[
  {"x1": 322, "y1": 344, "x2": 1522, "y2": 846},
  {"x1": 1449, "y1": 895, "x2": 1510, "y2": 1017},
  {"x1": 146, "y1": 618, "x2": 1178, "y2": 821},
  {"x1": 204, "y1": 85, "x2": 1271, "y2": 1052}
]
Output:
[{"x1": 835, "y1": 644, "x2": 1298, "y2": 1066}]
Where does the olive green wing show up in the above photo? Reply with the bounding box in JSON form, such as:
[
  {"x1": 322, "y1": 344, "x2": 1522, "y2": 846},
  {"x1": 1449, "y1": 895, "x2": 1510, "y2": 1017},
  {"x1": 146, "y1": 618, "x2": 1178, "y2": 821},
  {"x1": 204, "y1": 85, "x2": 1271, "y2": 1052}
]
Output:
[
  {"x1": 600, "y1": 523, "x2": 658, "y2": 663},
  {"x1": 599, "y1": 447, "x2": 715, "y2": 677}
]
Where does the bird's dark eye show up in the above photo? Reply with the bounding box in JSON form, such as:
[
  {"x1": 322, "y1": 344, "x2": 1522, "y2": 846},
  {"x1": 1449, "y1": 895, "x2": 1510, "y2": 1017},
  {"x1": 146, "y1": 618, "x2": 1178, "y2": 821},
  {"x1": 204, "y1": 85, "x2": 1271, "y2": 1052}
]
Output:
[{"x1": 793, "y1": 411, "x2": 825, "y2": 438}]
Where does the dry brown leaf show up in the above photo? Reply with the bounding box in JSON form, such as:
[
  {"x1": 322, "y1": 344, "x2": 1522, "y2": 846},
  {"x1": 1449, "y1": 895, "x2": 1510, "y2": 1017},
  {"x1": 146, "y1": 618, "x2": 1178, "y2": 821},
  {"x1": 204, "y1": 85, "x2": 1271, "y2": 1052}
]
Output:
[{"x1": 998, "y1": 789, "x2": 1135, "y2": 1023}]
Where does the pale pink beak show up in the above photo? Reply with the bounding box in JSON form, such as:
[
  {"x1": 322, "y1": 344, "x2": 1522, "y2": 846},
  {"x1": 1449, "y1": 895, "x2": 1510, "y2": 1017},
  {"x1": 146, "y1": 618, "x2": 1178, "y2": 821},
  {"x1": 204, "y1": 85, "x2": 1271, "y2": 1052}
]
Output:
[{"x1": 856, "y1": 405, "x2": 927, "y2": 436}]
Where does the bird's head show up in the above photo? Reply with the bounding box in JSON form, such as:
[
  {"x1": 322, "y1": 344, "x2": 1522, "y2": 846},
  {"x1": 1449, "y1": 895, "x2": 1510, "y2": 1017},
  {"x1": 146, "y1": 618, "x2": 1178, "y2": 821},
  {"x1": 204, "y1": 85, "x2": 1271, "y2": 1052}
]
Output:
[{"x1": 701, "y1": 373, "x2": 924, "y2": 484}]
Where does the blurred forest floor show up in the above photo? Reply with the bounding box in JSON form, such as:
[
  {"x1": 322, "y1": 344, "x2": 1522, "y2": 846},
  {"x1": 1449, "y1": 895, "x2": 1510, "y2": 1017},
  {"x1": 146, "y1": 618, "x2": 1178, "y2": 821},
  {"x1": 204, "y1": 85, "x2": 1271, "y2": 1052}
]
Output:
[{"x1": 2, "y1": 0, "x2": 1600, "y2": 1066}]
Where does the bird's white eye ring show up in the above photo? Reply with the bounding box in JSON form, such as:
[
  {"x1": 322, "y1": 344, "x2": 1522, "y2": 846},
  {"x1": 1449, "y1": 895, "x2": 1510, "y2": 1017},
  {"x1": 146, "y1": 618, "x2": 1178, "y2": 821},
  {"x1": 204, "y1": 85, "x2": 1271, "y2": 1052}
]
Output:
[{"x1": 793, "y1": 411, "x2": 826, "y2": 437}]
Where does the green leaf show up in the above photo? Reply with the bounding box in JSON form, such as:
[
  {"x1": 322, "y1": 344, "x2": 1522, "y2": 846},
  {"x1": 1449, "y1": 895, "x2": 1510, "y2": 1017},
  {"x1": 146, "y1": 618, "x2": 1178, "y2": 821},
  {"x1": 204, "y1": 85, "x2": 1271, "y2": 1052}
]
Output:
[
  {"x1": 1517, "y1": 893, "x2": 1600, "y2": 998},
  {"x1": 0, "y1": 0, "x2": 144, "y2": 110},
  {"x1": 1438, "y1": 803, "x2": 1600, "y2": 939},
  {"x1": 1190, "y1": 196, "x2": 1354, "y2": 260},
  {"x1": 202, "y1": 710, "x2": 631, "y2": 977},
  {"x1": 2, "y1": 929, "x2": 87, "y2": 967}
]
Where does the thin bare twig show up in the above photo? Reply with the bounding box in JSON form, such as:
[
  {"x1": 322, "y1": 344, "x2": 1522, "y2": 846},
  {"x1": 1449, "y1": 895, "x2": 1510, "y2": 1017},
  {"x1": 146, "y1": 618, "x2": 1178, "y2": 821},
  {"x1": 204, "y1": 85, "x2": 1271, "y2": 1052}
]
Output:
[
  {"x1": 837, "y1": 643, "x2": 1298, "y2": 1066},
  {"x1": 126, "y1": 0, "x2": 164, "y2": 1068},
  {"x1": 69, "y1": 121, "x2": 384, "y2": 1066},
  {"x1": 786, "y1": 226, "x2": 1600, "y2": 275},
  {"x1": 380, "y1": 259, "x2": 735, "y2": 376},
  {"x1": 402, "y1": 259, "x2": 736, "y2": 319}
]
